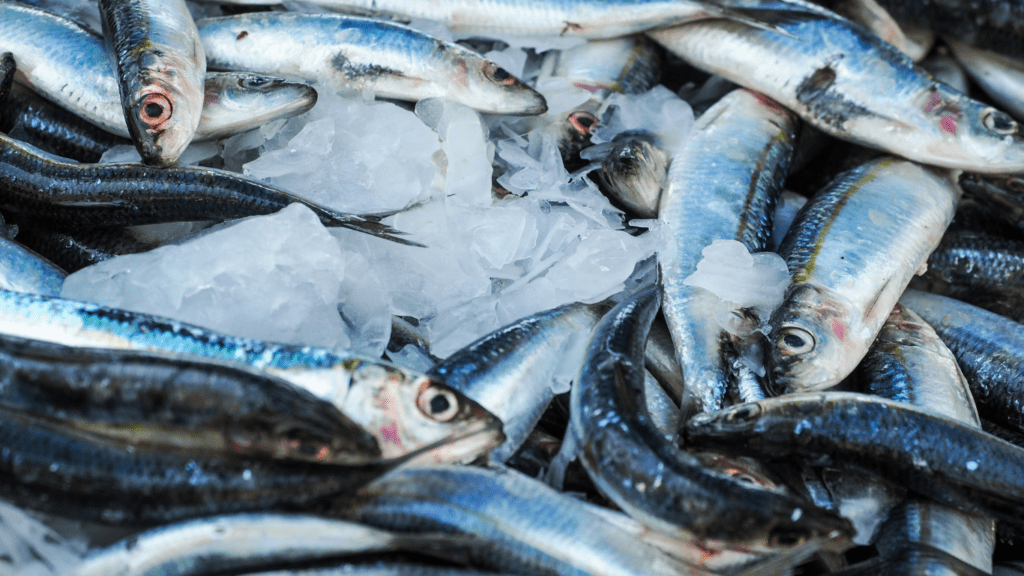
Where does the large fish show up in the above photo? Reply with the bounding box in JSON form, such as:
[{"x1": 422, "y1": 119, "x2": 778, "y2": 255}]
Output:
[{"x1": 649, "y1": 2, "x2": 1024, "y2": 173}]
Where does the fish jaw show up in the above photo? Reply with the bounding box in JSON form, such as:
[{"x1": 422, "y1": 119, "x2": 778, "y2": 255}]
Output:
[{"x1": 767, "y1": 285, "x2": 862, "y2": 394}]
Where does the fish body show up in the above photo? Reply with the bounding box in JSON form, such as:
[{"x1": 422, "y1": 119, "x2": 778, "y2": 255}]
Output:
[
  {"x1": 649, "y1": 5, "x2": 1024, "y2": 172},
  {"x1": 0, "y1": 289, "x2": 501, "y2": 462},
  {"x1": 98, "y1": 0, "x2": 206, "y2": 165},
  {"x1": 571, "y1": 286, "x2": 851, "y2": 554},
  {"x1": 899, "y1": 289, "x2": 1024, "y2": 437},
  {"x1": 947, "y1": 37, "x2": 1024, "y2": 122},
  {"x1": 7, "y1": 220, "x2": 159, "y2": 274},
  {"x1": 685, "y1": 391, "x2": 1024, "y2": 531},
  {"x1": 427, "y1": 301, "x2": 605, "y2": 462},
  {"x1": 197, "y1": 13, "x2": 546, "y2": 115},
  {"x1": 659, "y1": 88, "x2": 797, "y2": 415},
  {"x1": 767, "y1": 157, "x2": 959, "y2": 393}
]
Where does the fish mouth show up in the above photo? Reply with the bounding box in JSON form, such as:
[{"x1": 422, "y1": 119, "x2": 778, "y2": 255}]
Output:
[{"x1": 406, "y1": 418, "x2": 506, "y2": 466}]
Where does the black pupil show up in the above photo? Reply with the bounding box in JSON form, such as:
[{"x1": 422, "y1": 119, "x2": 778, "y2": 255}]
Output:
[
  {"x1": 575, "y1": 115, "x2": 595, "y2": 128},
  {"x1": 783, "y1": 333, "x2": 805, "y2": 349},
  {"x1": 991, "y1": 112, "x2": 1015, "y2": 131},
  {"x1": 144, "y1": 102, "x2": 163, "y2": 118},
  {"x1": 429, "y1": 394, "x2": 451, "y2": 414},
  {"x1": 492, "y1": 67, "x2": 510, "y2": 81}
]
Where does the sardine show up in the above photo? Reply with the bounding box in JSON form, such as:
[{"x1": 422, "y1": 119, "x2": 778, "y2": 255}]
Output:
[
  {"x1": 196, "y1": 13, "x2": 546, "y2": 116},
  {"x1": 0, "y1": 4, "x2": 330, "y2": 145},
  {"x1": 571, "y1": 285, "x2": 851, "y2": 555},
  {"x1": 766, "y1": 157, "x2": 959, "y2": 394},
  {"x1": 810, "y1": 0, "x2": 919, "y2": 60},
  {"x1": 594, "y1": 132, "x2": 668, "y2": 218},
  {"x1": 0, "y1": 289, "x2": 502, "y2": 463},
  {"x1": 98, "y1": 0, "x2": 206, "y2": 165},
  {"x1": 76, "y1": 513, "x2": 467, "y2": 576},
  {"x1": 659, "y1": 88, "x2": 797, "y2": 416},
  {"x1": 427, "y1": 301, "x2": 606, "y2": 462},
  {"x1": 947, "y1": 37, "x2": 1024, "y2": 122},
  {"x1": 649, "y1": 3, "x2": 1024, "y2": 172},
  {"x1": 899, "y1": 289, "x2": 1024, "y2": 436},
  {"x1": 685, "y1": 391, "x2": 1024, "y2": 532},
  {"x1": 0, "y1": 132, "x2": 416, "y2": 245},
  {"x1": 0, "y1": 234, "x2": 66, "y2": 297}
]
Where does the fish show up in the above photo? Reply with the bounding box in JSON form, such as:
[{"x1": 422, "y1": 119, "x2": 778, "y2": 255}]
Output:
[
  {"x1": 593, "y1": 131, "x2": 668, "y2": 218},
  {"x1": 685, "y1": 391, "x2": 1024, "y2": 532},
  {"x1": 0, "y1": 52, "x2": 13, "y2": 110},
  {"x1": 98, "y1": 0, "x2": 206, "y2": 165},
  {"x1": 570, "y1": 285, "x2": 852, "y2": 557},
  {"x1": 196, "y1": 13, "x2": 547, "y2": 116},
  {"x1": 0, "y1": 4, "x2": 323, "y2": 146},
  {"x1": 427, "y1": 301, "x2": 606, "y2": 462},
  {"x1": 649, "y1": 2, "x2": 1024, "y2": 172},
  {"x1": 0, "y1": 234, "x2": 67, "y2": 297},
  {"x1": 659, "y1": 88, "x2": 797, "y2": 416},
  {"x1": 0, "y1": 131, "x2": 417, "y2": 245},
  {"x1": 766, "y1": 157, "x2": 959, "y2": 394},
  {"x1": 4, "y1": 219, "x2": 160, "y2": 273},
  {"x1": 947, "y1": 37, "x2": 1024, "y2": 122},
  {"x1": 899, "y1": 289, "x2": 1024, "y2": 437},
  {"x1": 644, "y1": 312, "x2": 685, "y2": 405},
  {"x1": 75, "y1": 513, "x2": 470, "y2": 576}
]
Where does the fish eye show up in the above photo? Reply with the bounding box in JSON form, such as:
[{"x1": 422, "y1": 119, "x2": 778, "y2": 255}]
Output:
[
  {"x1": 139, "y1": 93, "x2": 172, "y2": 128},
  {"x1": 776, "y1": 327, "x2": 814, "y2": 355},
  {"x1": 768, "y1": 526, "x2": 808, "y2": 547},
  {"x1": 568, "y1": 111, "x2": 598, "y2": 135},
  {"x1": 982, "y1": 108, "x2": 1018, "y2": 135},
  {"x1": 416, "y1": 383, "x2": 460, "y2": 422},
  {"x1": 241, "y1": 75, "x2": 277, "y2": 89},
  {"x1": 483, "y1": 61, "x2": 516, "y2": 86},
  {"x1": 725, "y1": 403, "x2": 762, "y2": 423}
]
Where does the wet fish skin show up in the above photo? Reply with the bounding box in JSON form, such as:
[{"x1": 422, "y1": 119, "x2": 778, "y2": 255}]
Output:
[
  {"x1": 0, "y1": 52, "x2": 13, "y2": 110},
  {"x1": 571, "y1": 286, "x2": 851, "y2": 553},
  {"x1": 0, "y1": 289, "x2": 500, "y2": 463},
  {"x1": 898, "y1": 289, "x2": 1024, "y2": 437},
  {"x1": 98, "y1": 0, "x2": 206, "y2": 166},
  {"x1": 5, "y1": 219, "x2": 159, "y2": 274},
  {"x1": 0, "y1": 235, "x2": 66, "y2": 297},
  {"x1": 427, "y1": 301, "x2": 605, "y2": 463},
  {"x1": 0, "y1": 403, "x2": 401, "y2": 526},
  {"x1": 947, "y1": 38, "x2": 1024, "y2": 122},
  {"x1": 659, "y1": 88, "x2": 797, "y2": 415},
  {"x1": 649, "y1": 4, "x2": 1024, "y2": 173},
  {"x1": 595, "y1": 132, "x2": 668, "y2": 218},
  {"x1": 0, "y1": 132, "x2": 417, "y2": 245},
  {"x1": 959, "y1": 172, "x2": 1024, "y2": 238},
  {"x1": 0, "y1": 333, "x2": 382, "y2": 465},
  {"x1": 766, "y1": 157, "x2": 959, "y2": 394},
  {"x1": 195, "y1": 72, "x2": 318, "y2": 141},
  {"x1": 197, "y1": 13, "x2": 547, "y2": 116},
  {"x1": 685, "y1": 391, "x2": 1024, "y2": 531}
]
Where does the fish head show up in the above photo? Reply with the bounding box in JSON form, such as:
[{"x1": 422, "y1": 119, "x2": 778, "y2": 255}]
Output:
[
  {"x1": 342, "y1": 361, "x2": 505, "y2": 463},
  {"x1": 766, "y1": 285, "x2": 854, "y2": 394},
  {"x1": 453, "y1": 55, "x2": 547, "y2": 116},
  {"x1": 126, "y1": 52, "x2": 205, "y2": 166},
  {"x1": 912, "y1": 82, "x2": 1024, "y2": 172},
  {"x1": 198, "y1": 73, "x2": 318, "y2": 139},
  {"x1": 596, "y1": 132, "x2": 668, "y2": 218}
]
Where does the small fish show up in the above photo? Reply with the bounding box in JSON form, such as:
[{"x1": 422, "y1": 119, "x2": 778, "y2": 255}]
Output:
[
  {"x1": 195, "y1": 72, "x2": 318, "y2": 141},
  {"x1": 197, "y1": 13, "x2": 547, "y2": 115},
  {"x1": 650, "y1": 3, "x2": 1024, "y2": 172},
  {"x1": 766, "y1": 157, "x2": 959, "y2": 394},
  {"x1": 98, "y1": 0, "x2": 206, "y2": 165}
]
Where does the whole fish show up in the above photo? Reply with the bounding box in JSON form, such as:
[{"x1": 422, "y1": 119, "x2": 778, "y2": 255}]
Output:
[
  {"x1": 0, "y1": 132, "x2": 416, "y2": 245},
  {"x1": 0, "y1": 4, "x2": 323, "y2": 146},
  {"x1": 570, "y1": 286, "x2": 851, "y2": 556},
  {"x1": 685, "y1": 391, "x2": 1024, "y2": 532},
  {"x1": 649, "y1": 3, "x2": 1024, "y2": 172},
  {"x1": 196, "y1": 13, "x2": 546, "y2": 116},
  {"x1": 766, "y1": 157, "x2": 959, "y2": 394},
  {"x1": 659, "y1": 88, "x2": 797, "y2": 416},
  {"x1": 947, "y1": 38, "x2": 1024, "y2": 122},
  {"x1": 899, "y1": 289, "x2": 1024, "y2": 436},
  {"x1": 98, "y1": 0, "x2": 206, "y2": 165},
  {"x1": 0, "y1": 290, "x2": 502, "y2": 463},
  {"x1": 0, "y1": 334, "x2": 382, "y2": 465},
  {"x1": 75, "y1": 513, "x2": 467, "y2": 576},
  {"x1": 427, "y1": 301, "x2": 606, "y2": 462},
  {"x1": 0, "y1": 235, "x2": 66, "y2": 297},
  {"x1": 195, "y1": 0, "x2": 777, "y2": 41}
]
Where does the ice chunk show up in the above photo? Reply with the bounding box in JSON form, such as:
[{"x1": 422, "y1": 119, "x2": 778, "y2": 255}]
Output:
[
  {"x1": 484, "y1": 46, "x2": 529, "y2": 79},
  {"x1": 416, "y1": 99, "x2": 493, "y2": 206},
  {"x1": 534, "y1": 77, "x2": 593, "y2": 116},
  {"x1": 61, "y1": 204, "x2": 356, "y2": 351},
  {"x1": 683, "y1": 239, "x2": 790, "y2": 332},
  {"x1": 100, "y1": 140, "x2": 222, "y2": 166},
  {"x1": 243, "y1": 89, "x2": 439, "y2": 214},
  {"x1": 589, "y1": 86, "x2": 694, "y2": 153}
]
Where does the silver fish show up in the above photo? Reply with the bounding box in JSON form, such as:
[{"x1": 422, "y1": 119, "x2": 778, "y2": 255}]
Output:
[
  {"x1": 947, "y1": 37, "x2": 1024, "y2": 122},
  {"x1": 649, "y1": 2, "x2": 1024, "y2": 172},
  {"x1": 98, "y1": 0, "x2": 206, "y2": 165},
  {"x1": 659, "y1": 88, "x2": 797, "y2": 416},
  {"x1": 196, "y1": 13, "x2": 547, "y2": 115},
  {"x1": 0, "y1": 236, "x2": 66, "y2": 297},
  {"x1": 0, "y1": 4, "x2": 324, "y2": 146},
  {"x1": 767, "y1": 157, "x2": 959, "y2": 394}
]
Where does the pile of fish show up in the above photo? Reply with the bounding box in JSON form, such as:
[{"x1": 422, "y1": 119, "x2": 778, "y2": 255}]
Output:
[{"x1": 3, "y1": 0, "x2": 1024, "y2": 574}]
